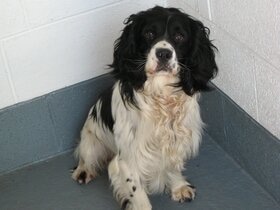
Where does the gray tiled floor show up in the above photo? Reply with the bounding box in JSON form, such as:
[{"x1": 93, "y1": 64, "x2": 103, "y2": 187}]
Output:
[{"x1": 0, "y1": 134, "x2": 279, "y2": 210}]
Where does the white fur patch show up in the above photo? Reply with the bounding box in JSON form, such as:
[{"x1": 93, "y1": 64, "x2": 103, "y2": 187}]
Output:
[
  {"x1": 73, "y1": 77, "x2": 203, "y2": 208},
  {"x1": 145, "y1": 40, "x2": 179, "y2": 76}
]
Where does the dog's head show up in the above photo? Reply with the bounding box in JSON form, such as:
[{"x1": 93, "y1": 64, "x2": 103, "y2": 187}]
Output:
[{"x1": 111, "y1": 6, "x2": 218, "y2": 104}]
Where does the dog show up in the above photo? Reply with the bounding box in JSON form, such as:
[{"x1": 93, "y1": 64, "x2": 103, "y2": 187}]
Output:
[{"x1": 72, "y1": 6, "x2": 217, "y2": 210}]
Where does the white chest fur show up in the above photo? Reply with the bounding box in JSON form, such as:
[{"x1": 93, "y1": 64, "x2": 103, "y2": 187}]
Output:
[{"x1": 112, "y1": 77, "x2": 203, "y2": 194}]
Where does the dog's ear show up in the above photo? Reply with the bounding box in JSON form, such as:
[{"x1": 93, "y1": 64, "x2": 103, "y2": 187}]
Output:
[
  {"x1": 110, "y1": 14, "x2": 146, "y2": 107},
  {"x1": 112, "y1": 15, "x2": 137, "y2": 69},
  {"x1": 180, "y1": 18, "x2": 218, "y2": 95}
]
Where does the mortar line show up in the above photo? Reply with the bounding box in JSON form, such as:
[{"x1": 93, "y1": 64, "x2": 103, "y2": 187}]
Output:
[
  {"x1": 1, "y1": 0, "x2": 127, "y2": 42},
  {"x1": 0, "y1": 42, "x2": 18, "y2": 102}
]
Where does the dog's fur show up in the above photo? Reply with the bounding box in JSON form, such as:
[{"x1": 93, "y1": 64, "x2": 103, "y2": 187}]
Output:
[{"x1": 72, "y1": 6, "x2": 217, "y2": 210}]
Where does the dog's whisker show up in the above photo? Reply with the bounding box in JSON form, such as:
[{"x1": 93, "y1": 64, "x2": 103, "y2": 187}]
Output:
[
  {"x1": 178, "y1": 62, "x2": 192, "y2": 72},
  {"x1": 124, "y1": 58, "x2": 146, "y2": 63},
  {"x1": 126, "y1": 63, "x2": 146, "y2": 72},
  {"x1": 136, "y1": 65, "x2": 145, "y2": 72}
]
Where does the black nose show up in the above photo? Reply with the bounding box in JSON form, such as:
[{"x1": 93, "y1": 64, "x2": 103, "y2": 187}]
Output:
[{"x1": 156, "y1": 48, "x2": 172, "y2": 62}]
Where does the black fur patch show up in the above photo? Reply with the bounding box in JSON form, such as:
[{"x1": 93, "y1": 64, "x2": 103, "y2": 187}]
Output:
[
  {"x1": 121, "y1": 199, "x2": 130, "y2": 210},
  {"x1": 91, "y1": 86, "x2": 115, "y2": 132},
  {"x1": 78, "y1": 171, "x2": 86, "y2": 183},
  {"x1": 186, "y1": 198, "x2": 192, "y2": 202},
  {"x1": 91, "y1": 106, "x2": 97, "y2": 120},
  {"x1": 188, "y1": 184, "x2": 196, "y2": 189}
]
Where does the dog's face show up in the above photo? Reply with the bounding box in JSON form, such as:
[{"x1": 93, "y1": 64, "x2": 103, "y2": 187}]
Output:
[
  {"x1": 111, "y1": 6, "x2": 218, "y2": 103},
  {"x1": 140, "y1": 13, "x2": 191, "y2": 77}
]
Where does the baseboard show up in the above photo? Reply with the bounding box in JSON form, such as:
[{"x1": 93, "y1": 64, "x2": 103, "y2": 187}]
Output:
[
  {"x1": 0, "y1": 74, "x2": 279, "y2": 204},
  {"x1": 0, "y1": 74, "x2": 115, "y2": 175},
  {"x1": 200, "y1": 84, "x2": 280, "y2": 204}
]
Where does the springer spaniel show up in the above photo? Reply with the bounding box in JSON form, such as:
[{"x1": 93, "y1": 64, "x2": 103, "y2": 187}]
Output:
[{"x1": 72, "y1": 6, "x2": 218, "y2": 210}]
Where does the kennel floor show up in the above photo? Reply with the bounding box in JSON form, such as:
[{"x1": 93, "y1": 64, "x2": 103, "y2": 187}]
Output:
[{"x1": 0, "y1": 133, "x2": 279, "y2": 210}]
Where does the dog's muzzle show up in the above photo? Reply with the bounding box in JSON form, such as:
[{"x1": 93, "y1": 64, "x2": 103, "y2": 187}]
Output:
[
  {"x1": 156, "y1": 47, "x2": 175, "y2": 72},
  {"x1": 145, "y1": 40, "x2": 178, "y2": 75}
]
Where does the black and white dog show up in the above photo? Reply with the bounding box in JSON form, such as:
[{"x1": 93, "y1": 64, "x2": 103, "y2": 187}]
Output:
[{"x1": 72, "y1": 6, "x2": 217, "y2": 210}]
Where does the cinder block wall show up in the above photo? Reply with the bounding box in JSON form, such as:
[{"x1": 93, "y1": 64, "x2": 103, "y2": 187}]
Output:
[
  {"x1": 167, "y1": 0, "x2": 280, "y2": 139},
  {"x1": 3, "y1": 0, "x2": 278, "y2": 140},
  {"x1": 0, "y1": 0, "x2": 164, "y2": 109},
  {"x1": 1, "y1": 0, "x2": 279, "y2": 167}
]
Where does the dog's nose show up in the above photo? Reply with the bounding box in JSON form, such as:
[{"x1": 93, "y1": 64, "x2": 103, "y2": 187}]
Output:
[{"x1": 156, "y1": 48, "x2": 172, "y2": 62}]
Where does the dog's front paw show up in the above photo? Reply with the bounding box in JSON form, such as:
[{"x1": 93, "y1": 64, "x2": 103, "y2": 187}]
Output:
[
  {"x1": 71, "y1": 166, "x2": 96, "y2": 184},
  {"x1": 171, "y1": 184, "x2": 196, "y2": 203},
  {"x1": 121, "y1": 198, "x2": 152, "y2": 210}
]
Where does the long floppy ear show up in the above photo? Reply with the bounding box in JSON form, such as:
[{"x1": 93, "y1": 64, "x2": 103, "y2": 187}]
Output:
[
  {"x1": 111, "y1": 15, "x2": 136, "y2": 71},
  {"x1": 110, "y1": 14, "x2": 146, "y2": 107},
  {"x1": 180, "y1": 18, "x2": 218, "y2": 95}
]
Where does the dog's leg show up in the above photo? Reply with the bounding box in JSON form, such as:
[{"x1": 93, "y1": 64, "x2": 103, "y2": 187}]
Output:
[
  {"x1": 108, "y1": 155, "x2": 152, "y2": 210},
  {"x1": 166, "y1": 171, "x2": 196, "y2": 203},
  {"x1": 72, "y1": 118, "x2": 112, "y2": 184}
]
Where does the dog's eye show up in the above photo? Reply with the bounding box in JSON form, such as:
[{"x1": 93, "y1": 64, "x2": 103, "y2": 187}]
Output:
[
  {"x1": 144, "y1": 31, "x2": 155, "y2": 40},
  {"x1": 174, "y1": 33, "x2": 184, "y2": 42}
]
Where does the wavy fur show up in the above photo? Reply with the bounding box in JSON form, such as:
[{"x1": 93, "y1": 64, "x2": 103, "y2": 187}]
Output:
[{"x1": 72, "y1": 6, "x2": 217, "y2": 210}]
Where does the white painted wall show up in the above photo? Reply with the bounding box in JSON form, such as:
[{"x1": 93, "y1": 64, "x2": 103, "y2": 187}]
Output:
[
  {"x1": 167, "y1": 0, "x2": 280, "y2": 139},
  {"x1": 1, "y1": 0, "x2": 279, "y2": 139},
  {"x1": 0, "y1": 0, "x2": 164, "y2": 109}
]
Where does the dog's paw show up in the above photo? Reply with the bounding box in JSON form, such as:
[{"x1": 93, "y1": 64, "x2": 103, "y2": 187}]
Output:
[
  {"x1": 122, "y1": 199, "x2": 152, "y2": 210},
  {"x1": 71, "y1": 166, "x2": 96, "y2": 184},
  {"x1": 171, "y1": 184, "x2": 196, "y2": 203}
]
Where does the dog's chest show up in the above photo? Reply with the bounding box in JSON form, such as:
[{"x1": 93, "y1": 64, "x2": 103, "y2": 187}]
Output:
[
  {"x1": 134, "y1": 94, "x2": 192, "y2": 193},
  {"x1": 142, "y1": 93, "x2": 192, "y2": 165},
  {"x1": 123, "y1": 90, "x2": 201, "y2": 193}
]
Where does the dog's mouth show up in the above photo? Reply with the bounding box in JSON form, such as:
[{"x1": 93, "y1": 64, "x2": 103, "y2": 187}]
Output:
[
  {"x1": 156, "y1": 62, "x2": 175, "y2": 72},
  {"x1": 153, "y1": 61, "x2": 178, "y2": 76}
]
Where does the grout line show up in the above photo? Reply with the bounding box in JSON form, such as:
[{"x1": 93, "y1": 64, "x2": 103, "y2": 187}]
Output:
[
  {"x1": 45, "y1": 95, "x2": 62, "y2": 151},
  {"x1": 205, "y1": 131, "x2": 280, "y2": 206},
  {"x1": 207, "y1": 0, "x2": 212, "y2": 21},
  {"x1": 19, "y1": 0, "x2": 31, "y2": 29},
  {"x1": 0, "y1": 0, "x2": 127, "y2": 42},
  {"x1": 252, "y1": 56, "x2": 260, "y2": 121},
  {"x1": 195, "y1": 0, "x2": 199, "y2": 12},
  {"x1": 211, "y1": 82, "x2": 280, "y2": 140},
  {"x1": 221, "y1": 92, "x2": 228, "y2": 145},
  {"x1": 199, "y1": 15, "x2": 280, "y2": 74},
  {"x1": 0, "y1": 42, "x2": 18, "y2": 102},
  {"x1": 190, "y1": 5, "x2": 280, "y2": 75},
  {"x1": 0, "y1": 73, "x2": 112, "y2": 113},
  {"x1": 0, "y1": 149, "x2": 74, "y2": 176}
]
